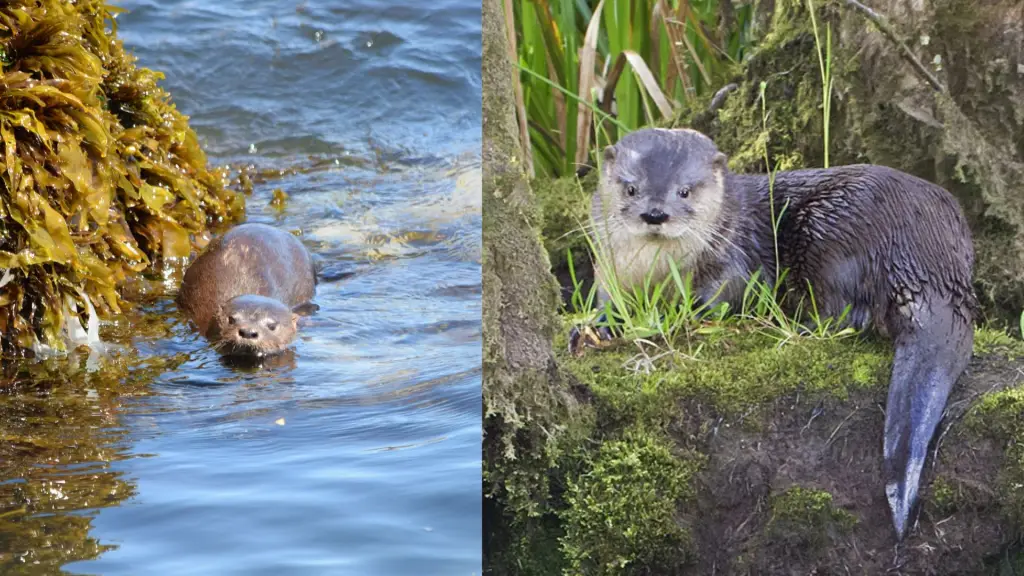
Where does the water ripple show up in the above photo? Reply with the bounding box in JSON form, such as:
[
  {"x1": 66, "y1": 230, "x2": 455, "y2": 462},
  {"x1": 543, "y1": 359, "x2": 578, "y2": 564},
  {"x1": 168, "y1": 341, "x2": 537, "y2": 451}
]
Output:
[{"x1": 0, "y1": 0, "x2": 487, "y2": 574}]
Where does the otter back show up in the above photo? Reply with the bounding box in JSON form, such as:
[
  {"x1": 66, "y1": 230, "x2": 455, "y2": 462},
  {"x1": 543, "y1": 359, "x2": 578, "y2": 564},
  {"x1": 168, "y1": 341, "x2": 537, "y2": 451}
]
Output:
[{"x1": 764, "y1": 165, "x2": 976, "y2": 332}]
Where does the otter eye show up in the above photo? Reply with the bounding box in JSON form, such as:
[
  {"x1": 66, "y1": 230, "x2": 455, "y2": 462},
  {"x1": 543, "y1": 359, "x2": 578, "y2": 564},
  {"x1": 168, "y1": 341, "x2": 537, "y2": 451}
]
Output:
[
  {"x1": 267, "y1": 321, "x2": 278, "y2": 332},
  {"x1": 626, "y1": 185, "x2": 637, "y2": 197},
  {"x1": 228, "y1": 315, "x2": 237, "y2": 325},
  {"x1": 677, "y1": 186, "x2": 691, "y2": 199}
]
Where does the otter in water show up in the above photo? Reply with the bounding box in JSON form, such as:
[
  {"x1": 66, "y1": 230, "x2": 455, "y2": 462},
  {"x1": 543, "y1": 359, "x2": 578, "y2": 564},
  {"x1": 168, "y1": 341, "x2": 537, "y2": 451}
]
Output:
[
  {"x1": 177, "y1": 222, "x2": 318, "y2": 357},
  {"x1": 573, "y1": 128, "x2": 976, "y2": 541}
]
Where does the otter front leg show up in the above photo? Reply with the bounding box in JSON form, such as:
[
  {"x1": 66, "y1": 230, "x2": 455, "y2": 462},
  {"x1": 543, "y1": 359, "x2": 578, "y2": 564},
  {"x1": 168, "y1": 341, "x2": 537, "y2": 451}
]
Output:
[{"x1": 692, "y1": 272, "x2": 749, "y2": 319}]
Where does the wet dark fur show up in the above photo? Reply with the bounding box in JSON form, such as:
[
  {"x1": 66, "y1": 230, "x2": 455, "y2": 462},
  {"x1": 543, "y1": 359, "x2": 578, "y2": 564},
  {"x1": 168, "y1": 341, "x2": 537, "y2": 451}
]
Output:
[
  {"x1": 592, "y1": 129, "x2": 977, "y2": 541},
  {"x1": 177, "y1": 223, "x2": 317, "y2": 355},
  {"x1": 690, "y1": 168, "x2": 976, "y2": 328}
]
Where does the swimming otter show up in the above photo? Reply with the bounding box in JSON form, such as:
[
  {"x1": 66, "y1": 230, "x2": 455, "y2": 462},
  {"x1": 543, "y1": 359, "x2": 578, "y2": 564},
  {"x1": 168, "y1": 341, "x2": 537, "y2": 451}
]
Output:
[
  {"x1": 177, "y1": 223, "x2": 318, "y2": 357},
  {"x1": 574, "y1": 127, "x2": 976, "y2": 541}
]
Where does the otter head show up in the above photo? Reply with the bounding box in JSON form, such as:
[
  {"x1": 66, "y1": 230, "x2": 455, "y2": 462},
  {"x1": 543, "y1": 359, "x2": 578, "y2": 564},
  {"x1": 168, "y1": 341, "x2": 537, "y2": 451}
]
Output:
[
  {"x1": 599, "y1": 128, "x2": 729, "y2": 243},
  {"x1": 211, "y1": 294, "x2": 301, "y2": 358}
]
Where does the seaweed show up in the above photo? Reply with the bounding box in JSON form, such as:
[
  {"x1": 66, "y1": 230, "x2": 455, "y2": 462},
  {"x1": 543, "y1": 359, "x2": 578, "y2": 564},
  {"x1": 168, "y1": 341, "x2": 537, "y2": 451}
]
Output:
[{"x1": 0, "y1": 0, "x2": 245, "y2": 354}]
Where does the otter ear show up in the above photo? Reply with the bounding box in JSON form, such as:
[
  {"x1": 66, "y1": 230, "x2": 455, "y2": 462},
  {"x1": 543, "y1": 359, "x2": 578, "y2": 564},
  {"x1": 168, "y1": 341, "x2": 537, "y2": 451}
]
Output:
[
  {"x1": 291, "y1": 302, "x2": 319, "y2": 317},
  {"x1": 602, "y1": 145, "x2": 617, "y2": 166},
  {"x1": 711, "y1": 152, "x2": 728, "y2": 173}
]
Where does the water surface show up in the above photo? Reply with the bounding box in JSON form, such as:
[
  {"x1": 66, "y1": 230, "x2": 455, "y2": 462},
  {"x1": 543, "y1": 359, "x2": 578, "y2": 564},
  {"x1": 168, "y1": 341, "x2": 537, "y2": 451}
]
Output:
[{"x1": 0, "y1": 0, "x2": 481, "y2": 574}]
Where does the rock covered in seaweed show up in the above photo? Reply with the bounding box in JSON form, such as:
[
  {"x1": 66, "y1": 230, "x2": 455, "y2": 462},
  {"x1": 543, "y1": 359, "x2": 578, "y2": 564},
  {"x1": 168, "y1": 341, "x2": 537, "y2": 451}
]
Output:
[{"x1": 0, "y1": 0, "x2": 245, "y2": 353}]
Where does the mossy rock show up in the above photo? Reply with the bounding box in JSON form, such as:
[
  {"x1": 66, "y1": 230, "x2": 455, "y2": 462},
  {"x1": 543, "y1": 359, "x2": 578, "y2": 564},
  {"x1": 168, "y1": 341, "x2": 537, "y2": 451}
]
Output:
[
  {"x1": 488, "y1": 321, "x2": 1024, "y2": 574},
  {"x1": 0, "y1": 0, "x2": 245, "y2": 353},
  {"x1": 559, "y1": 430, "x2": 704, "y2": 575}
]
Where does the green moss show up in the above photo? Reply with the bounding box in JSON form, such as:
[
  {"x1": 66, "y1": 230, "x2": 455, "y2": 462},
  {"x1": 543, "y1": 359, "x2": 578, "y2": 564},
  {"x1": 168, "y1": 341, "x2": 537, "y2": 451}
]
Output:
[
  {"x1": 973, "y1": 326, "x2": 1024, "y2": 357},
  {"x1": 968, "y1": 385, "x2": 1024, "y2": 445},
  {"x1": 559, "y1": 430, "x2": 704, "y2": 575},
  {"x1": 965, "y1": 385, "x2": 1024, "y2": 530},
  {"x1": 764, "y1": 487, "x2": 856, "y2": 549},
  {"x1": 533, "y1": 172, "x2": 596, "y2": 269},
  {"x1": 672, "y1": 0, "x2": 855, "y2": 175},
  {"x1": 559, "y1": 325, "x2": 890, "y2": 427},
  {"x1": 851, "y1": 354, "x2": 883, "y2": 385},
  {"x1": 926, "y1": 477, "x2": 959, "y2": 517}
]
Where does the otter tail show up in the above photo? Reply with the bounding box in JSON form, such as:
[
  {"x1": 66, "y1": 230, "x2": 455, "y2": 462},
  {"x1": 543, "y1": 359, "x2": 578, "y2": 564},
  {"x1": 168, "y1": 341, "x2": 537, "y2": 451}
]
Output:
[{"x1": 883, "y1": 298, "x2": 972, "y2": 541}]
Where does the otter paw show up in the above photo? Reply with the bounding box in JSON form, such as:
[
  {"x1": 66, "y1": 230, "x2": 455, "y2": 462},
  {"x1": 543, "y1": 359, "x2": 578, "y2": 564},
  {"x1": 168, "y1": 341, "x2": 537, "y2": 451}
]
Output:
[
  {"x1": 568, "y1": 316, "x2": 616, "y2": 357},
  {"x1": 593, "y1": 312, "x2": 617, "y2": 341}
]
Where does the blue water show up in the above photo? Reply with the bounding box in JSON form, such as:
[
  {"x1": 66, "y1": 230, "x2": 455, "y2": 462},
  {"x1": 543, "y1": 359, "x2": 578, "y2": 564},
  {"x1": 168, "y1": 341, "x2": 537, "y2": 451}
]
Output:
[{"x1": 0, "y1": 0, "x2": 481, "y2": 574}]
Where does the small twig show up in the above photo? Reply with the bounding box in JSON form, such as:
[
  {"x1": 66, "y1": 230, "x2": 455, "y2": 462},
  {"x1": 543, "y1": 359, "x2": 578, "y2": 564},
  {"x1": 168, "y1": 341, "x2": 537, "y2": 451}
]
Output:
[
  {"x1": 825, "y1": 407, "x2": 859, "y2": 447},
  {"x1": 800, "y1": 400, "x2": 826, "y2": 436},
  {"x1": 839, "y1": 0, "x2": 946, "y2": 93},
  {"x1": 736, "y1": 405, "x2": 757, "y2": 425}
]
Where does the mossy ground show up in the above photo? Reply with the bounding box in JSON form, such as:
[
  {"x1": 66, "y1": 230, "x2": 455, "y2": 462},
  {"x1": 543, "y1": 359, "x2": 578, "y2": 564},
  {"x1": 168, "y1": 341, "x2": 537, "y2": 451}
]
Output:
[
  {"x1": 550, "y1": 325, "x2": 891, "y2": 574},
  {"x1": 487, "y1": 322, "x2": 1024, "y2": 574}
]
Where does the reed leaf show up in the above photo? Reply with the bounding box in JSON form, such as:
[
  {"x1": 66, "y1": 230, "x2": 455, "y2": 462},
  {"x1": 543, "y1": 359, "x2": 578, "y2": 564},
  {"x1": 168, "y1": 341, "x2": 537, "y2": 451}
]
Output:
[{"x1": 514, "y1": 0, "x2": 755, "y2": 177}]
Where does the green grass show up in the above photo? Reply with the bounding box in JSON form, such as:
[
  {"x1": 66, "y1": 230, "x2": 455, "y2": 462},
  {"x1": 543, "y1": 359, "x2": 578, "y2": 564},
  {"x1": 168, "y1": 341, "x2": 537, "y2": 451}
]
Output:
[
  {"x1": 563, "y1": 52, "x2": 854, "y2": 359},
  {"x1": 565, "y1": 227, "x2": 860, "y2": 363},
  {"x1": 806, "y1": 0, "x2": 834, "y2": 167}
]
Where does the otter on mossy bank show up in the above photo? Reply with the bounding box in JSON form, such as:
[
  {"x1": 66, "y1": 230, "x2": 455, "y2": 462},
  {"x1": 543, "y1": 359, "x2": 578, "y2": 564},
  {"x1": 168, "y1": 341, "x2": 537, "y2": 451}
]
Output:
[
  {"x1": 572, "y1": 127, "x2": 977, "y2": 542},
  {"x1": 177, "y1": 223, "x2": 318, "y2": 358}
]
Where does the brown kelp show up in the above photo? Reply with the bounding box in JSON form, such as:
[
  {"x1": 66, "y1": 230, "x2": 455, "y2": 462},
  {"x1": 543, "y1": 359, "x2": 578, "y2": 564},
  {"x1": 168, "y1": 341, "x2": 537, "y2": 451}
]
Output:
[{"x1": 0, "y1": 0, "x2": 245, "y2": 353}]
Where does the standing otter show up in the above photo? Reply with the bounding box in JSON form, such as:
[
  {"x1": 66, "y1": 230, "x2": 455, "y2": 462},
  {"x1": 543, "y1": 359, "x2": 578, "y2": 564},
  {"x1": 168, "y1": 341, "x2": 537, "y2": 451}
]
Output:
[
  {"x1": 177, "y1": 223, "x2": 318, "y2": 357},
  {"x1": 575, "y1": 128, "x2": 976, "y2": 541}
]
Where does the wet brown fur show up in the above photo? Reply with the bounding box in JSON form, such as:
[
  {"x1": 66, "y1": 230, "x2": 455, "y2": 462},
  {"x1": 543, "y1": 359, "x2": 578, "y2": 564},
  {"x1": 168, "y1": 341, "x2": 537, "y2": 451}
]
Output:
[{"x1": 177, "y1": 223, "x2": 317, "y2": 355}]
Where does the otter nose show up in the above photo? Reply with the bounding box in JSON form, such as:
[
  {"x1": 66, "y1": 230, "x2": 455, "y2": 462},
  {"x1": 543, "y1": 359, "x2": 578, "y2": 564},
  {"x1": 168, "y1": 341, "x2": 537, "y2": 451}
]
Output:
[
  {"x1": 640, "y1": 208, "x2": 669, "y2": 225},
  {"x1": 238, "y1": 327, "x2": 259, "y2": 340}
]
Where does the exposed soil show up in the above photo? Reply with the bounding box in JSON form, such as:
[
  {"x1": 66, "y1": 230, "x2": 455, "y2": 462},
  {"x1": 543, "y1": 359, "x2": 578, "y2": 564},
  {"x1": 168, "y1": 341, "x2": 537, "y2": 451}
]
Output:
[{"x1": 685, "y1": 354, "x2": 1023, "y2": 575}]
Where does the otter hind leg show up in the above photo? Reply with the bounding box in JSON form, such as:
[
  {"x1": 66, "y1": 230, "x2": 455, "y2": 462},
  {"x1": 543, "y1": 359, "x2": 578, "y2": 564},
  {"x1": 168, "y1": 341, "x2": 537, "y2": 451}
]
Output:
[
  {"x1": 883, "y1": 297, "x2": 972, "y2": 540},
  {"x1": 791, "y1": 254, "x2": 878, "y2": 334}
]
